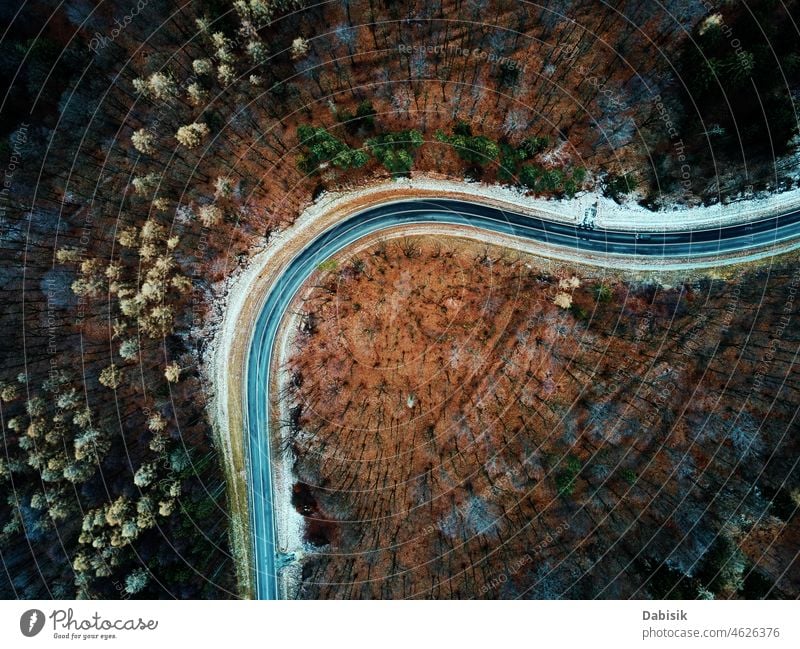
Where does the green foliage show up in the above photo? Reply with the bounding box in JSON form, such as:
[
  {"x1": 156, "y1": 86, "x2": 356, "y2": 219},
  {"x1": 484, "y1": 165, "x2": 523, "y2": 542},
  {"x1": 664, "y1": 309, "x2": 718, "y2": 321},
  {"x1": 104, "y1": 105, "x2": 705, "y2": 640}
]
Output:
[
  {"x1": 620, "y1": 468, "x2": 638, "y2": 485},
  {"x1": 555, "y1": 455, "x2": 582, "y2": 496},
  {"x1": 697, "y1": 536, "x2": 747, "y2": 595},
  {"x1": 435, "y1": 129, "x2": 500, "y2": 166},
  {"x1": 499, "y1": 137, "x2": 552, "y2": 179},
  {"x1": 337, "y1": 100, "x2": 377, "y2": 134},
  {"x1": 296, "y1": 125, "x2": 368, "y2": 172},
  {"x1": 517, "y1": 163, "x2": 540, "y2": 188},
  {"x1": 603, "y1": 172, "x2": 637, "y2": 202},
  {"x1": 317, "y1": 258, "x2": 338, "y2": 272},
  {"x1": 437, "y1": 126, "x2": 581, "y2": 194},
  {"x1": 520, "y1": 136, "x2": 550, "y2": 158},
  {"x1": 593, "y1": 284, "x2": 613, "y2": 303},
  {"x1": 365, "y1": 130, "x2": 423, "y2": 176},
  {"x1": 570, "y1": 304, "x2": 588, "y2": 321},
  {"x1": 518, "y1": 164, "x2": 583, "y2": 196},
  {"x1": 497, "y1": 135, "x2": 584, "y2": 195}
]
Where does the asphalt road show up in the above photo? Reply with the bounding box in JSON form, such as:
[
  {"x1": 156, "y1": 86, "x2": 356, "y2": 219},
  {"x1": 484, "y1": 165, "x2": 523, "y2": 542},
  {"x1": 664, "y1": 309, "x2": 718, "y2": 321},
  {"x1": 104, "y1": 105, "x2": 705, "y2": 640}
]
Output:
[{"x1": 244, "y1": 197, "x2": 800, "y2": 599}]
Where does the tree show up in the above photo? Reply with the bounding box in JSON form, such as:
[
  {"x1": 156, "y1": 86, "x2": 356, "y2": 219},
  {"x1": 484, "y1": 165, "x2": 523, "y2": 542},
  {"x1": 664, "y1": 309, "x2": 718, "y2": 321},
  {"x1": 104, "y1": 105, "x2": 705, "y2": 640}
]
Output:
[
  {"x1": 140, "y1": 305, "x2": 174, "y2": 337},
  {"x1": 365, "y1": 130, "x2": 423, "y2": 176},
  {"x1": 198, "y1": 204, "x2": 223, "y2": 227},
  {"x1": 435, "y1": 129, "x2": 500, "y2": 166},
  {"x1": 147, "y1": 413, "x2": 167, "y2": 433},
  {"x1": 604, "y1": 172, "x2": 637, "y2": 203},
  {"x1": 217, "y1": 64, "x2": 236, "y2": 86},
  {"x1": 291, "y1": 36, "x2": 309, "y2": 59},
  {"x1": 164, "y1": 362, "x2": 181, "y2": 383},
  {"x1": 105, "y1": 496, "x2": 130, "y2": 527},
  {"x1": 176, "y1": 123, "x2": 210, "y2": 149},
  {"x1": 117, "y1": 227, "x2": 138, "y2": 248},
  {"x1": 187, "y1": 83, "x2": 208, "y2": 106},
  {"x1": 520, "y1": 136, "x2": 549, "y2": 158},
  {"x1": 211, "y1": 32, "x2": 234, "y2": 63},
  {"x1": 99, "y1": 365, "x2": 123, "y2": 390},
  {"x1": 192, "y1": 59, "x2": 212, "y2": 76},
  {"x1": 74, "y1": 428, "x2": 110, "y2": 462},
  {"x1": 119, "y1": 338, "x2": 139, "y2": 361},
  {"x1": 296, "y1": 125, "x2": 367, "y2": 172},
  {"x1": 0, "y1": 382, "x2": 18, "y2": 402},
  {"x1": 337, "y1": 100, "x2": 377, "y2": 134},
  {"x1": 131, "y1": 129, "x2": 154, "y2": 155},
  {"x1": 55, "y1": 247, "x2": 81, "y2": 263},
  {"x1": 145, "y1": 72, "x2": 176, "y2": 101},
  {"x1": 247, "y1": 40, "x2": 269, "y2": 65},
  {"x1": 214, "y1": 176, "x2": 234, "y2": 198},
  {"x1": 133, "y1": 463, "x2": 157, "y2": 488},
  {"x1": 131, "y1": 173, "x2": 160, "y2": 195}
]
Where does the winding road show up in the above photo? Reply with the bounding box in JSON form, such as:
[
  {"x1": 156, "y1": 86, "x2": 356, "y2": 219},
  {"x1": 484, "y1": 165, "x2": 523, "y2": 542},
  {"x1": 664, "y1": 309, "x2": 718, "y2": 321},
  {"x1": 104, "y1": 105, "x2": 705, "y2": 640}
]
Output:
[{"x1": 242, "y1": 196, "x2": 800, "y2": 599}]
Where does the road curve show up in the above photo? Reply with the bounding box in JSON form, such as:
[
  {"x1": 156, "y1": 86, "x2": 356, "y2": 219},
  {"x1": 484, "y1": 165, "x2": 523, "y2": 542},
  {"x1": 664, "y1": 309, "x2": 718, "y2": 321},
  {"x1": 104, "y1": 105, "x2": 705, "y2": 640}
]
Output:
[{"x1": 244, "y1": 197, "x2": 800, "y2": 599}]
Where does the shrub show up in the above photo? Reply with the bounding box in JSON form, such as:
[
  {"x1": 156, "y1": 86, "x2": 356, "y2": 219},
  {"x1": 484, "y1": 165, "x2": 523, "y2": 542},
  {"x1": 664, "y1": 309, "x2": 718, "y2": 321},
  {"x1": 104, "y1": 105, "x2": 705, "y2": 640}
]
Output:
[
  {"x1": 594, "y1": 284, "x2": 613, "y2": 303},
  {"x1": 519, "y1": 136, "x2": 549, "y2": 158}
]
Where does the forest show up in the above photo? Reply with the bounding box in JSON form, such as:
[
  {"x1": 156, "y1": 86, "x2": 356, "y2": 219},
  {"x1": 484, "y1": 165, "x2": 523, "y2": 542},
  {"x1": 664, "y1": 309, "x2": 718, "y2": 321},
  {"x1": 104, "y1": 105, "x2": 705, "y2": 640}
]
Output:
[{"x1": 282, "y1": 237, "x2": 799, "y2": 598}]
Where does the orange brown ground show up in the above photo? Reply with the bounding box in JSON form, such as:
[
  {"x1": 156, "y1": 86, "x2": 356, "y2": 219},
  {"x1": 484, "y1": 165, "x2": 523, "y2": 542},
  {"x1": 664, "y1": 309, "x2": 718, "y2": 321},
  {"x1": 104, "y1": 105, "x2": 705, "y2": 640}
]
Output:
[{"x1": 282, "y1": 237, "x2": 800, "y2": 599}]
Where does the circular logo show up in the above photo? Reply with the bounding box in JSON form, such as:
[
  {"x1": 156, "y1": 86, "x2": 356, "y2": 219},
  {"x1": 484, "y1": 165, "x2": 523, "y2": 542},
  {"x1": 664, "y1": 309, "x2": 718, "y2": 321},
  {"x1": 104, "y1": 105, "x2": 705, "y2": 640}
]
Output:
[{"x1": 20, "y1": 609, "x2": 45, "y2": 637}]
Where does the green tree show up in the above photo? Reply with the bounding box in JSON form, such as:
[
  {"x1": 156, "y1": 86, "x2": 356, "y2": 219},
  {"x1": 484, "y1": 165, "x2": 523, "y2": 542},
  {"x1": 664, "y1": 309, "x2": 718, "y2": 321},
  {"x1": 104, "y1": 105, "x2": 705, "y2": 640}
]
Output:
[
  {"x1": 365, "y1": 130, "x2": 423, "y2": 176},
  {"x1": 296, "y1": 125, "x2": 368, "y2": 172}
]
